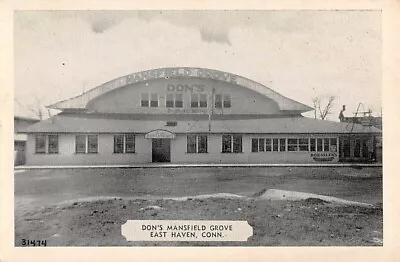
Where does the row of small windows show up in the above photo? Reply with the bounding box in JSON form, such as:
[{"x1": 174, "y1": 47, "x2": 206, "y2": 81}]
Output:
[
  {"x1": 34, "y1": 134, "x2": 241, "y2": 155},
  {"x1": 251, "y1": 138, "x2": 338, "y2": 153},
  {"x1": 141, "y1": 93, "x2": 231, "y2": 108},
  {"x1": 187, "y1": 134, "x2": 243, "y2": 153},
  {"x1": 35, "y1": 134, "x2": 136, "y2": 154},
  {"x1": 35, "y1": 135, "x2": 337, "y2": 155}
]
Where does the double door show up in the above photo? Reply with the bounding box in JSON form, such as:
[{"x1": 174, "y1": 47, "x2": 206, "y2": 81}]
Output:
[{"x1": 152, "y1": 138, "x2": 171, "y2": 162}]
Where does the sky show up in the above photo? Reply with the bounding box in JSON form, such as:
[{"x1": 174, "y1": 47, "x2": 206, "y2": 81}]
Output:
[{"x1": 14, "y1": 10, "x2": 382, "y2": 121}]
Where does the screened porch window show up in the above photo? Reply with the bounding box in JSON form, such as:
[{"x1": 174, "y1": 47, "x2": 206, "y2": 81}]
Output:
[
  {"x1": 299, "y1": 138, "x2": 309, "y2": 151},
  {"x1": 288, "y1": 138, "x2": 298, "y2": 152}
]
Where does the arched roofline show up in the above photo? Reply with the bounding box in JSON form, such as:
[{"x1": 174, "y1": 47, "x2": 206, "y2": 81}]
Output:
[{"x1": 47, "y1": 67, "x2": 313, "y2": 113}]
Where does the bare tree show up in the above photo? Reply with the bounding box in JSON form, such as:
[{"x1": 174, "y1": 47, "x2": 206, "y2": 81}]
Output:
[
  {"x1": 15, "y1": 95, "x2": 47, "y2": 120},
  {"x1": 312, "y1": 95, "x2": 335, "y2": 120}
]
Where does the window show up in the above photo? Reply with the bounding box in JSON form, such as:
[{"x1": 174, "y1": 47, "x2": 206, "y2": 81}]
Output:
[
  {"x1": 215, "y1": 94, "x2": 222, "y2": 108},
  {"x1": 75, "y1": 134, "x2": 98, "y2": 154},
  {"x1": 252, "y1": 138, "x2": 265, "y2": 153},
  {"x1": 287, "y1": 138, "x2": 309, "y2": 152},
  {"x1": 323, "y1": 138, "x2": 330, "y2": 152},
  {"x1": 253, "y1": 137, "x2": 341, "y2": 153},
  {"x1": 310, "y1": 138, "x2": 316, "y2": 151},
  {"x1": 191, "y1": 94, "x2": 199, "y2": 108},
  {"x1": 88, "y1": 135, "x2": 98, "y2": 153},
  {"x1": 114, "y1": 134, "x2": 135, "y2": 153},
  {"x1": 317, "y1": 138, "x2": 323, "y2": 152},
  {"x1": 354, "y1": 139, "x2": 361, "y2": 157},
  {"x1": 265, "y1": 139, "x2": 272, "y2": 151},
  {"x1": 288, "y1": 138, "x2": 298, "y2": 152},
  {"x1": 223, "y1": 95, "x2": 231, "y2": 108},
  {"x1": 175, "y1": 94, "x2": 183, "y2": 108},
  {"x1": 222, "y1": 134, "x2": 242, "y2": 153},
  {"x1": 75, "y1": 135, "x2": 86, "y2": 154},
  {"x1": 310, "y1": 137, "x2": 337, "y2": 152},
  {"x1": 125, "y1": 134, "x2": 135, "y2": 153},
  {"x1": 166, "y1": 94, "x2": 174, "y2": 108},
  {"x1": 150, "y1": 93, "x2": 158, "y2": 107},
  {"x1": 35, "y1": 134, "x2": 59, "y2": 154},
  {"x1": 279, "y1": 138, "x2": 286, "y2": 152},
  {"x1": 251, "y1": 139, "x2": 258, "y2": 153},
  {"x1": 187, "y1": 135, "x2": 196, "y2": 153},
  {"x1": 191, "y1": 94, "x2": 207, "y2": 108},
  {"x1": 198, "y1": 135, "x2": 208, "y2": 153},
  {"x1": 199, "y1": 94, "x2": 207, "y2": 108},
  {"x1": 233, "y1": 135, "x2": 242, "y2": 153},
  {"x1": 141, "y1": 93, "x2": 149, "y2": 107},
  {"x1": 299, "y1": 138, "x2": 309, "y2": 151},
  {"x1": 48, "y1": 135, "x2": 59, "y2": 154},
  {"x1": 272, "y1": 138, "x2": 279, "y2": 152},
  {"x1": 215, "y1": 94, "x2": 231, "y2": 108},
  {"x1": 259, "y1": 138, "x2": 265, "y2": 152},
  {"x1": 343, "y1": 139, "x2": 351, "y2": 158},
  {"x1": 141, "y1": 93, "x2": 158, "y2": 107},
  {"x1": 361, "y1": 139, "x2": 368, "y2": 158},
  {"x1": 35, "y1": 135, "x2": 46, "y2": 154},
  {"x1": 252, "y1": 138, "x2": 275, "y2": 152},
  {"x1": 222, "y1": 135, "x2": 232, "y2": 153},
  {"x1": 114, "y1": 135, "x2": 124, "y2": 153},
  {"x1": 166, "y1": 94, "x2": 183, "y2": 108},
  {"x1": 330, "y1": 138, "x2": 337, "y2": 152},
  {"x1": 187, "y1": 135, "x2": 207, "y2": 153}
]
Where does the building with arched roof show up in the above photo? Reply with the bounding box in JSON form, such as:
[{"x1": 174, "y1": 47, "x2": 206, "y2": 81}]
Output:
[{"x1": 25, "y1": 67, "x2": 381, "y2": 165}]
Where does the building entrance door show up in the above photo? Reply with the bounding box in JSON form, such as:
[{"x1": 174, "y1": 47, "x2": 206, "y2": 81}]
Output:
[{"x1": 152, "y1": 138, "x2": 171, "y2": 162}]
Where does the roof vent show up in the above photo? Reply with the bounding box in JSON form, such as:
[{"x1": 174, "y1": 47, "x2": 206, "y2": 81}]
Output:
[{"x1": 166, "y1": 121, "x2": 177, "y2": 126}]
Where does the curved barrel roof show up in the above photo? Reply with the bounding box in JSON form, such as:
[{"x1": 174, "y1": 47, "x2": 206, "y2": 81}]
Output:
[{"x1": 47, "y1": 67, "x2": 313, "y2": 113}]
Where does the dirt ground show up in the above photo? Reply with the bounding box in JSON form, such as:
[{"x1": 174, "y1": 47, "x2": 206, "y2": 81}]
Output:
[
  {"x1": 15, "y1": 196, "x2": 382, "y2": 246},
  {"x1": 14, "y1": 167, "x2": 383, "y2": 246}
]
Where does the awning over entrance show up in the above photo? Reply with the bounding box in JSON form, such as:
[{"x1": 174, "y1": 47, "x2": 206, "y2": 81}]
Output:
[{"x1": 145, "y1": 129, "x2": 176, "y2": 139}]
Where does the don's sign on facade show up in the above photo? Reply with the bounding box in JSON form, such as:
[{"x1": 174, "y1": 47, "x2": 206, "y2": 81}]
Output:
[{"x1": 145, "y1": 130, "x2": 176, "y2": 139}]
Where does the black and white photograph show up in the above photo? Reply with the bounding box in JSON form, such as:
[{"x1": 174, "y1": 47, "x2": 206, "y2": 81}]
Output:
[{"x1": 10, "y1": 9, "x2": 385, "y2": 249}]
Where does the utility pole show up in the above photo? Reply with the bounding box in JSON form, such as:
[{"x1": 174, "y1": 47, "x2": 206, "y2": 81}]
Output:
[{"x1": 208, "y1": 87, "x2": 215, "y2": 132}]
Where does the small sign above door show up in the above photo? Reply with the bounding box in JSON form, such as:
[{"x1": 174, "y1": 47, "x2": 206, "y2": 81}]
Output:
[{"x1": 145, "y1": 129, "x2": 176, "y2": 139}]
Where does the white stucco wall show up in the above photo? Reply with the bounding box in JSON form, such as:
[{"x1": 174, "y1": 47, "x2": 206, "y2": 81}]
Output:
[{"x1": 25, "y1": 133, "x2": 339, "y2": 165}]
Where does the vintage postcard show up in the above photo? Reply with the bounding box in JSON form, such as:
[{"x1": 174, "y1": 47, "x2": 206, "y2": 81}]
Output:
[{"x1": 1, "y1": 1, "x2": 399, "y2": 262}]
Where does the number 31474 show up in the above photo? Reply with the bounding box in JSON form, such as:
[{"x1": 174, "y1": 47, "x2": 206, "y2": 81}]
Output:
[{"x1": 21, "y1": 239, "x2": 47, "y2": 247}]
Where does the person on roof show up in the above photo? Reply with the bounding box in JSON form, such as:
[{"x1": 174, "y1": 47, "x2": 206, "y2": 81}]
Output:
[{"x1": 339, "y1": 105, "x2": 346, "y2": 122}]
